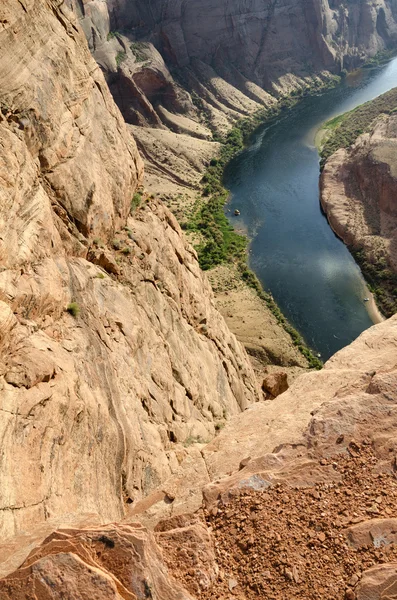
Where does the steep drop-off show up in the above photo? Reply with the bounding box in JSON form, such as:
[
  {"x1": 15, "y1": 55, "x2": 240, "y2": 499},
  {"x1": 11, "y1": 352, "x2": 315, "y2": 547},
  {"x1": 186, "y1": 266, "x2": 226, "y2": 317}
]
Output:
[
  {"x1": 1, "y1": 1, "x2": 397, "y2": 598},
  {"x1": 2, "y1": 315, "x2": 397, "y2": 598},
  {"x1": 0, "y1": 0, "x2": 260, "y2": 542},
  {"x1": 65, "y1": 0, "x2": 397, "y2": 371},
  {"x1": 68, "y1": 0, "x2": 397, "y2": 133},
  {"x1": 321, "y1": 93, "x2": 397, "y2": 316}
]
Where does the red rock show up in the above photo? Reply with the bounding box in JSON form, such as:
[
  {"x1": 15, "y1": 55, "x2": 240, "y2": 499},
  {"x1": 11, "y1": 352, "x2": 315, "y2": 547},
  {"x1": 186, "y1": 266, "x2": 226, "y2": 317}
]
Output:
[
  {"x1": 262, "y1": 371, "x2": 289, "y2": 398},
  {"x1": 0, "y1": 523, "x2": 197, "y2": 599},
  {"x1": 355, "y1": 563, "x2": 397, "y2": 600}
]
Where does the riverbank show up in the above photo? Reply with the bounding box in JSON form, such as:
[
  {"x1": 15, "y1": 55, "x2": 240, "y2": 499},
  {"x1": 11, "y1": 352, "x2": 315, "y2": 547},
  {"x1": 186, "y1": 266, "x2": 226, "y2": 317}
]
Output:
[
  {"x1": 367, "y1": 292, "x2": 385, "y2": 324},
  {"x1": 318, "y1": 192, "x2": 386, "y2": 325}
]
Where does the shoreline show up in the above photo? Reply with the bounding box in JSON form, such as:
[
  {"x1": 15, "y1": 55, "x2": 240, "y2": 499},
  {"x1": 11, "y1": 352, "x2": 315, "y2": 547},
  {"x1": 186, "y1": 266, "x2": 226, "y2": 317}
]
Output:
[
  {"x1": 316, "y1": 82, "x2": 397, "y2": 324},
  {"x1": 164, "y1": 61, "x2": 392, "y2": 368},
  {"x1": 367, "y1": 292, "x2": 385, "y2": 324},
  {"x1": 319, "y1": 193, "x2": 386, "y2": 326}
]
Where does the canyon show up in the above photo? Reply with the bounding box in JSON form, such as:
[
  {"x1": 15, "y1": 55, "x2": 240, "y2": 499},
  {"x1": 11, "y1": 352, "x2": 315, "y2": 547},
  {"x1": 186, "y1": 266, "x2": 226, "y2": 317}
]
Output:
[{"x1": 0, "y1": 0, "x2": 397, "y2": 598}]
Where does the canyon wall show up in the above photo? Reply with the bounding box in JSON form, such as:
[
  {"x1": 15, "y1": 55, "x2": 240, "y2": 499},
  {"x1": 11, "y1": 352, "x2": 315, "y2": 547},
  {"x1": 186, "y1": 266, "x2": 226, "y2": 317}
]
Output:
[
  {"x1": 0, "y1": 0, "x2": 260, "y2": 542},
  {"x1": 1, "y1": 1, "x2": 397, "y2": 597},
  {"x1": 1, "y1": 314, "x2": 397, "y2": 598},
  {"x1": 66, "y1": 0, "x2": 397, "y2": 132},
  {"x1": 321, "y1": 113, "x2": 397, "y2": 266},
  {"x1": 321, "y1": 109, "x2": 397, "y2": 315}
]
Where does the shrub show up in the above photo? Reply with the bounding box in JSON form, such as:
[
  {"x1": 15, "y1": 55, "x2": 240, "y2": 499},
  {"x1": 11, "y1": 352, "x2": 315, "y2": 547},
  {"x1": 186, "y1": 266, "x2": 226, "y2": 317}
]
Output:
[
  {"x1": 183, "y1": 435, "x2": 209, "y2": 447},
  {"x1": 130, "y1": 42, "x2": 148, "y2": 63},
  {"x1": 66, "y1": 302, "x2": 80, "y2": 317},
  {"x1": 115, "y1": 51, "x2": 126, "y2": 66},
  {"x1": 130, "y1": 192, "x2": 142, "y2": 213}
]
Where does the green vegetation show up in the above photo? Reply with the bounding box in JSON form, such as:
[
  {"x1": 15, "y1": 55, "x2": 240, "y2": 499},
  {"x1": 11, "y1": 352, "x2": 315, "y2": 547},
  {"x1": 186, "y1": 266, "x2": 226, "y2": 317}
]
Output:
[
  {"x1": 362, "y1": 49, "x2": 397, "y2": 69},
  {"x1": 107, "y1": 31, "x2": 117, "y2": 41},
  {"x1": 352, "y1": 249, "x2": 397, "y2": 317},
  {"x1": 130, "y1": 42, "x2": 149, "y2": 63},
  {"x1": 96, "y1": 272, "x2": 105, "y2": 279},
  {"x1": 186, "y1": 75, "x2": 341, "y2": 273},
  {"x1": 121, "y1": 247, "x2": 131, "y2": 255},
  {"x1": 181, "y1": 127, "x2": 248, "y2": 271},
  {"x1": 66, "y1": 302, "x2": 80, "y2": 318},
  {"x1": 183, "y1": 435, "x2": 209, "y2": 447},
  {"x1": 115, "y1": 51, "x2": 127, "y2": 66},
  {"x1": 320, "y1": 87, "x2": 397, "y2": 166},
  {"x1": 322, "y1": 113, "x2": 346, "y2": 131},
  {"x1": 130, "y1": 192, "x2": 142, "y2": 213}
]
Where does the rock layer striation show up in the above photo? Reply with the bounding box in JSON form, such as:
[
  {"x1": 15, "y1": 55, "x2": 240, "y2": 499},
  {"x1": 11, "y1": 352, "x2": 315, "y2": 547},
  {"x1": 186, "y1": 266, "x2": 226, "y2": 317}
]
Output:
[{"x1": 0, "y1": 0, "x2": 260, "y2": 541}]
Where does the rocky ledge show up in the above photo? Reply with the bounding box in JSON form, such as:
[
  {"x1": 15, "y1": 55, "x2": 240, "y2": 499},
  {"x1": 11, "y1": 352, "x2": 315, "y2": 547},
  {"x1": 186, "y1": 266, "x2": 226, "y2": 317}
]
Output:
[
  {"x1": 0, "y1": 0, "x2": 260, "y2": 542},
  {"x1": 1, "y1": 315, "x2": 397, "y2": 598}
]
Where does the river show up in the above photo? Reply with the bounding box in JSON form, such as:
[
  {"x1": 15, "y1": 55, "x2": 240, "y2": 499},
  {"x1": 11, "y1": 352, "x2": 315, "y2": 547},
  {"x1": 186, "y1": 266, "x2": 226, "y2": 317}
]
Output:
[{"x1": 224, "y1": 57, "x2": 397, "y2": 361}]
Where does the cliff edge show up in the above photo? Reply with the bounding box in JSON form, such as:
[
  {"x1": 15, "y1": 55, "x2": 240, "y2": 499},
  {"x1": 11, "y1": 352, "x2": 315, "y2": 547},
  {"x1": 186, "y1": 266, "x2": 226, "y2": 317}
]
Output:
[{"x1": 0, "y1": 0, "x2": 260, "y2": 542}]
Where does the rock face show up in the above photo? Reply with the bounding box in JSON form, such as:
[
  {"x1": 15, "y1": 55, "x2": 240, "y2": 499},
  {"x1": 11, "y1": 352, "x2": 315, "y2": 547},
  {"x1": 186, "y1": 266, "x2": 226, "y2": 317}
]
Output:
[
  {"x1": 2, "y1": 315, "x2": 397, "y2": 598},
  {"x1": 126, "y1": 313, "x2": 397, "y2": 527},
  {"x1": 0, "y1": 522, "x2": 199, "y2": 599},
  {"x1": 107, "y1": 0, "x2": 397, "y2": 78},
  {"x1": 0, "y1": 0, "x2": 260, "y2": 543},
  {"x1": 320, "y1": 111, "x2": 397, "y2": 316},
  {"x1": 321, "y1": 113, "x2": 397, "y2": 270},
  {"x1": 2, "y1": 0, "x2": 397, "y2": 597},
  {"x1": 66, "y1": 0, "x2": 397, "y2": 132}
]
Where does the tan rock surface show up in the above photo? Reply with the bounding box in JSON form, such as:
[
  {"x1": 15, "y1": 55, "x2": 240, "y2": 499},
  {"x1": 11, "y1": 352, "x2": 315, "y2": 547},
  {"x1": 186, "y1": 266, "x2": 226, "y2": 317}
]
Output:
[
  {"x1": 202, "y1": 314, "x2": 397, "y2": 482},
  {"x1": 0, "y1": 0, "x2": 260, "y2": 544},
  {"x1": 3, "y1": 329, "x2": 397, "y2": 597},
  {"x1": 262, "y1": 371, "x2": 289, "y2": 399},
  {"x1": 209, "y1": 265, "x2": 308, "y2": 369},
  {"x1": 345, "y1": 519, "x2": 397, "y2": 550},
  {"x1": 69, "y1": 0, "x2": 397, "y2": 129},
  {"x1": 120, "y1": 315, "x2": 397, "y2": 529},
  {"x1": 2, "y1": 0, "x2": 397, "y2": 596},
  {"x1": 130, "y1": 125, "x2": 219, "y2": 219}
]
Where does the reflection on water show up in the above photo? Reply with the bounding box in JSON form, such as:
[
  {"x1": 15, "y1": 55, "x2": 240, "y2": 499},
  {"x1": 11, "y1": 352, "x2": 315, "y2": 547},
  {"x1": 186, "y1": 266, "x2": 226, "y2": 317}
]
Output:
[{"x1": 225, "y1": 58, "x2": 397, "y2": 360}]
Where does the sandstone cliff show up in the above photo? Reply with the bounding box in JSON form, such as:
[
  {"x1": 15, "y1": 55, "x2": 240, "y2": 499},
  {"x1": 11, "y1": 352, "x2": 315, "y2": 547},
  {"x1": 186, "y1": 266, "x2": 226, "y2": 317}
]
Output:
[
  {"x1": 321, "y1": 109, "x2": 397, "y2": 315},
  {"x1": 1, "y1": 315, "x2": 397, "y2": 599},
  {"x1": 67, "y1": 0, "x2": 397, "y2": 134},
  {"x1": 1, "y1": 0, "x2": 397, "y2": 597},
  {"x1": 0, "y1": 0, "x2": 260, "y2": 542}
]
